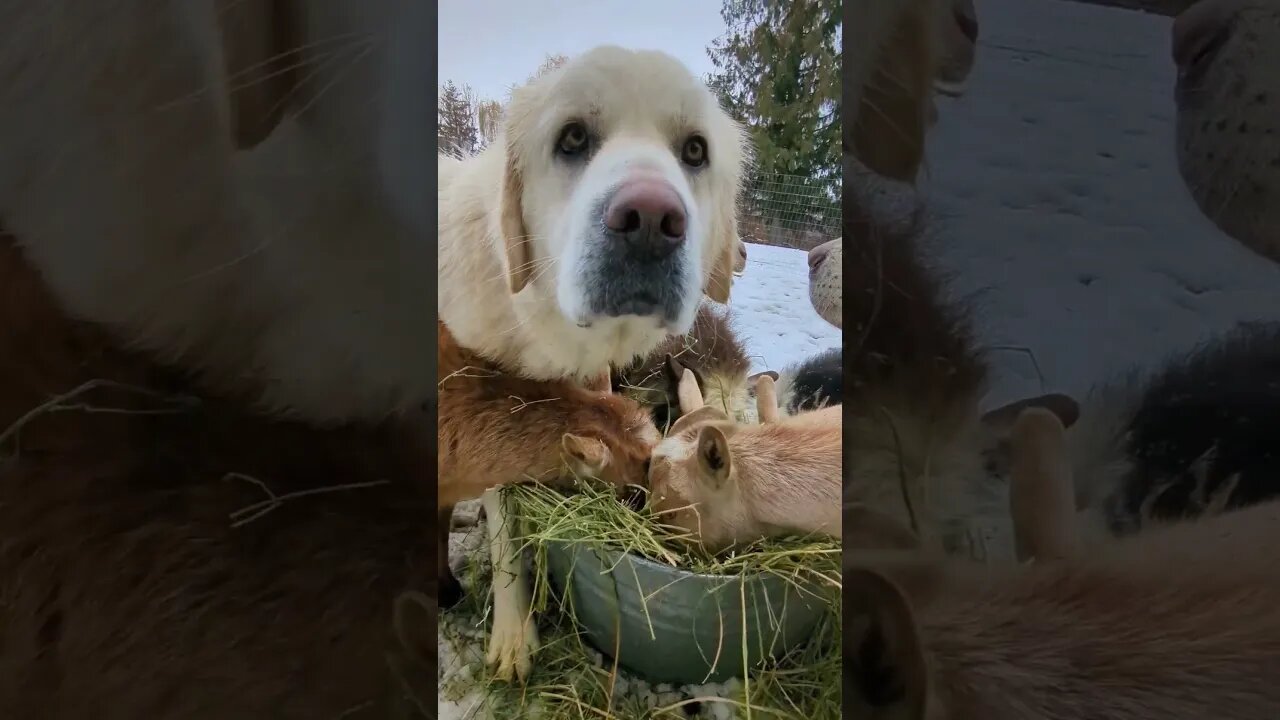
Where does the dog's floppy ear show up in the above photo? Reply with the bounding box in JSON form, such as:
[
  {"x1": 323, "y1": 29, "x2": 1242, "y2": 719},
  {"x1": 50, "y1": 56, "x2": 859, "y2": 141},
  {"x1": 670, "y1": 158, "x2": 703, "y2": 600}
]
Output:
[
  {"x1": 844, "y1": 568, "x2": 931, "y2": 719},
  {"x1": 852, "y1": 0, "x2": 934, "y2": 183},
  {"x1": 500, "y1": 137, "x2": 533, "y2": 294},
  {"x1": 703, "y1": 189, "x2": 739, "y2": 303},
  {"x1": 216, "y1": 0, "x2": 301, "y2": 149},
  {"x1": 704, "y1": 232, "x2": 736, "y2": 304}
]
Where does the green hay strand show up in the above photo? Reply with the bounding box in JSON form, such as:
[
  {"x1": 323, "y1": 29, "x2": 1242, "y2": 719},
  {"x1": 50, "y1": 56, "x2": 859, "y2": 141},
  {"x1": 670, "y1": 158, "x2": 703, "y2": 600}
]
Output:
[{"x1": 441, "y1": 476, "x2": 841, "y2": 720}]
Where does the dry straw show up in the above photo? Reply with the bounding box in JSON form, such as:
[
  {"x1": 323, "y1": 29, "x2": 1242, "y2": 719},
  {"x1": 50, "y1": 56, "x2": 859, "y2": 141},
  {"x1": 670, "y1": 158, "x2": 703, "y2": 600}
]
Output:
[{"x1": 445, "y1": 474, "x2": 841, "y2": 720}]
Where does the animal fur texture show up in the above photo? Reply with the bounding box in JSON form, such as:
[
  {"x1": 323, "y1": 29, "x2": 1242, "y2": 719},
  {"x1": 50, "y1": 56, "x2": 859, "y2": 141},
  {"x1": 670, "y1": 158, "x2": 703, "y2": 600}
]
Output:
[
  {"x1": 647, "y1": 370, "x2": 841, "y2": 550},
  {"x1": 437, "y1": 46, "x2": 748, "y2": 384},
  {"x1": 1173, "y1": 0, "x2": 1280, "y2": 263},
  {"x1": 0, "y1": 233, "x2": 436, "y2": 718},
  {"x1": 436, "y1": 320, "x2": 658, "y2": 607},
  {"x1": 808, "y1": 236, "x2": 843, "y2": 329},
  {"x1": 849, "y1": 0, "x2": 981, "y2": 182},
  {"x1": 0, "y1": 0, "x2": 433, "y2": 424},
  {"x1": 613, "y1": 302, "x2": 753, "y2": 428},
  {"x1": 844, "y1": 407, "x2": 1280, "y2": 720},
  {"x1": 776, "y1": 346, "x2": 843, "y2": 415},
  {"x1": 840, "y1": 1, "x2": 1086, "y2": 559},
  {"x1": 1020, "y1": 321, "x2": 1280, "y2": 540},
  {"x1": 842, "y1": 178, "x2": 997, "y2": 555},
  {"x1": 436, "y1": 46, "x2": 744, "y2": 681}
]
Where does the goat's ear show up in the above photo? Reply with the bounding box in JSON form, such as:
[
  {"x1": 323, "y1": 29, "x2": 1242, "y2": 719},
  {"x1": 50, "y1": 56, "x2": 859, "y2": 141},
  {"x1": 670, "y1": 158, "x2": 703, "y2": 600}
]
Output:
[
  {"x1": 844, "y1": 568, "x2": 930, "y2": 720},
  {"x1": 695, "y1": 425, "x2": 732, "y2": 489},
  {"x1": 665, "y1": 353, "x2": 685, "y2": 383},
  {"x1": 665, "y1": 354, "x2": 706, "y2": 389},
  {"x1": 216, "y1": 0, "x2": 300, "y2": 149},
  {"x1": 666, "y1": 405, "x2": 729, "y2": 438},
  {"x1": 562, "y1": 434, "x2": 611, "y2": 476},
  {"x1": 748, "y1": 370, "x2": 780, "y2": 384}
]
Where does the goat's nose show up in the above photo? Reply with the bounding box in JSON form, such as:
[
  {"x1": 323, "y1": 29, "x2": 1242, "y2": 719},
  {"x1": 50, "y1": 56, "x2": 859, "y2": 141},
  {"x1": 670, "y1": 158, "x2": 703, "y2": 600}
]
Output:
[
  {"x1": 808, "y1": 242, "x2": 832, "y2": 271},
  {"x1": 1172, "y1": 0, "x2": 1240, "y2": 68},
  {"x1": 604, "y1": 179, "x2": 687, "y2": 259}
]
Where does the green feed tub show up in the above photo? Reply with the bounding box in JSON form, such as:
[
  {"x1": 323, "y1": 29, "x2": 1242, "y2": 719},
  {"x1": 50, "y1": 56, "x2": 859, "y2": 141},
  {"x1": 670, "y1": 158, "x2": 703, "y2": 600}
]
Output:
[{"x1": 543, "y1": 540, "x2": 828, "y2": 685}]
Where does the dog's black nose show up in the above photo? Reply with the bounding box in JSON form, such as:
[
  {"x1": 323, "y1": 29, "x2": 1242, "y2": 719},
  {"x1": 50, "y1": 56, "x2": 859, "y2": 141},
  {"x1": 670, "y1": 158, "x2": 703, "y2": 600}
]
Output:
[{"x1": 604, "y1": 179, "x2": 687, "y2": 260}]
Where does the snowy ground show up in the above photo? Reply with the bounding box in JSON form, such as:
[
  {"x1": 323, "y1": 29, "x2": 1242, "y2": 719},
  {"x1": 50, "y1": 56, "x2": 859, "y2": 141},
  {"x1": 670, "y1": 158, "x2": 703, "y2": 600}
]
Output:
[
  {"x1": 437, "y1": 242, "x2": 836, "y2": 720},
  {"x1": 929, "y1": 0, "x2": 1280, "y2": 411},
  {"x1": 723, "y1": 243, "x2": 844, "y2": 375}
]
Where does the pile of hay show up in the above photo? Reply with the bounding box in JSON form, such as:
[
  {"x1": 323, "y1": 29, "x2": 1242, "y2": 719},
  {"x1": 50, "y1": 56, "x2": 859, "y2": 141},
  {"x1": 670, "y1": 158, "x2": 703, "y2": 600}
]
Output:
[{"x1": 440, "y1": 476, "x2": 841, "y2": 720}]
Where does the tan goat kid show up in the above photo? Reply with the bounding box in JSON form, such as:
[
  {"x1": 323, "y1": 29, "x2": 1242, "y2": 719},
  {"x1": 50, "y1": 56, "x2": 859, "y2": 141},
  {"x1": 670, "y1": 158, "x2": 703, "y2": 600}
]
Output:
[{"x1": 647, "y1": 368, "x2": 841, "y2": 550}]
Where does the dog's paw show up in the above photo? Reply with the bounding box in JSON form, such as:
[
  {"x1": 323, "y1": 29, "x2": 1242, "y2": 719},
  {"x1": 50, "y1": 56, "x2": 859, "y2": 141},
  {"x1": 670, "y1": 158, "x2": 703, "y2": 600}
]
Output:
[{"x1": 485, "y1": 611, "x2": 539, "y2": 682}]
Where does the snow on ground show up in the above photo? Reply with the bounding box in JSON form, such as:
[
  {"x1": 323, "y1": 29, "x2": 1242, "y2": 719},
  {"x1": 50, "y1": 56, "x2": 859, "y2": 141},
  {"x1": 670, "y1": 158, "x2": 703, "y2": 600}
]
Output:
[
  {"x1": 927, "y1": 0, "x2": 1280, "y2": 410},
  {"x1": 720, "y1": 242, "x2": 842, "y2": 375}
]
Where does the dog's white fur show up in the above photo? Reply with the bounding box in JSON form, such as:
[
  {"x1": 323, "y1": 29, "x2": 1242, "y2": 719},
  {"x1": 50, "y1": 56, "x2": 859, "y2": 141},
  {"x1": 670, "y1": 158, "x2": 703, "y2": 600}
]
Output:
[
  {"x1": 442, "y1": 47, "x2": 746, "y2": 681},
  {"x1": 482, "y1": 488, "x2": 539, "y2": 681},
  {"x1": 437, "y1": 46, "x2": 747, "y2": 384},
  {"x1": 0, "y1": 0, "x2": 431, "y2": 423}
]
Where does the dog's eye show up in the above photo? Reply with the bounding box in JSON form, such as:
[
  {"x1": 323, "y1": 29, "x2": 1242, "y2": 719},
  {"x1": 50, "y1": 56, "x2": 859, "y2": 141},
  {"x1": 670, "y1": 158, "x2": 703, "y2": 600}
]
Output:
[
  {"x1": 556, "y1": 122, "x2": 590, "y2": 157},
  {"x1": 681, "y1": 135, "x2": 708, "y2": 168}
]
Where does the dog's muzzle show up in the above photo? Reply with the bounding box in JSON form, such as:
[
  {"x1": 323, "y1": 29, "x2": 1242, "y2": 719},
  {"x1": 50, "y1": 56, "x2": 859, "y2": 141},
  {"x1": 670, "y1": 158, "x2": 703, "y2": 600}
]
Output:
[{"x1": 580, "y1": 176, "x2": 691, "y2": 322}]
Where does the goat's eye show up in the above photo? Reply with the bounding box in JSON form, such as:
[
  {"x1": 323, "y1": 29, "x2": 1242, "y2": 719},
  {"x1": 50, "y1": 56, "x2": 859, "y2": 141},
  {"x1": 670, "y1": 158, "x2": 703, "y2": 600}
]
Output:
[
  {"x1": 680, "y1": 135, "x2": 708, "y2": 167},
  {"x1": 556, "y1": 122, "x2": 589, "y2": 157}
]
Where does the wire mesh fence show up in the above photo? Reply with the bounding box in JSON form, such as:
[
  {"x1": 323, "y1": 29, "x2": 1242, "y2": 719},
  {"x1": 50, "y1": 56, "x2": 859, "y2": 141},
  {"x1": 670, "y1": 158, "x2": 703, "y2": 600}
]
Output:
[{"x1": 738, "y1": 172, "x2": 841, "y2": 251}]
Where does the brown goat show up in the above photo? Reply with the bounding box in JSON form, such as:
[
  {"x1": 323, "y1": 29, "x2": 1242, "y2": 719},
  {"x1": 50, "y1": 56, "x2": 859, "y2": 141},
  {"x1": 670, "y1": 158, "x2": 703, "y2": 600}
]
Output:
[
  {"x1": 437, "y1": 320, "x2": 659, "y2": 681},
  {"x1": 0, "y1": 234, "x2": 436, "y2": 718},
  {"x1": 613, "y1": 303, "x2": 753, "y2": 428},
  {"x1": 436, "y1": 320, "x2": 658, "y2": 606},
  {"x1": 437, "y1": 320, "x2": 656, "y2": 508},
  {"x1": 845, "y1": 407, "x2": 1280, "y2": 720},
  {"x1": 647, "y1": 369, "x2": 841, "y2": 550}
]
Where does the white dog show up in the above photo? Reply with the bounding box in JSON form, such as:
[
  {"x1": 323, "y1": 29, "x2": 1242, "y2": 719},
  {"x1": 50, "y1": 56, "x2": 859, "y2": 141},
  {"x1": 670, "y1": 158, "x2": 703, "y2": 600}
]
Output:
[
  {"x1": 438, "y1": 45, "x2": 748, "y2": 384},
  {"x1": 437, "y1": 46, "x2": 748, "y2": 682}
]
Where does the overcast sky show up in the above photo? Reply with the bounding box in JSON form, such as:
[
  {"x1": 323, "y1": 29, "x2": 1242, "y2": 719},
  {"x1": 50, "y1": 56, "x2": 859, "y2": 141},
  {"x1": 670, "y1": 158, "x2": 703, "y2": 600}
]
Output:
[{"x1": 438, "y1": 0, "x2": 728, "y2": 104}]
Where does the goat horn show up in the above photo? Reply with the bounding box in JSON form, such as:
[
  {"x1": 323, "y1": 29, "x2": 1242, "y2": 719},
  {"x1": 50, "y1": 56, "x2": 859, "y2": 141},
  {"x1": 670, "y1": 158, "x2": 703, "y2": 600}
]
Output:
[{"x1": 677, "y1": 367, "x2": 704, "y2": 414}]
